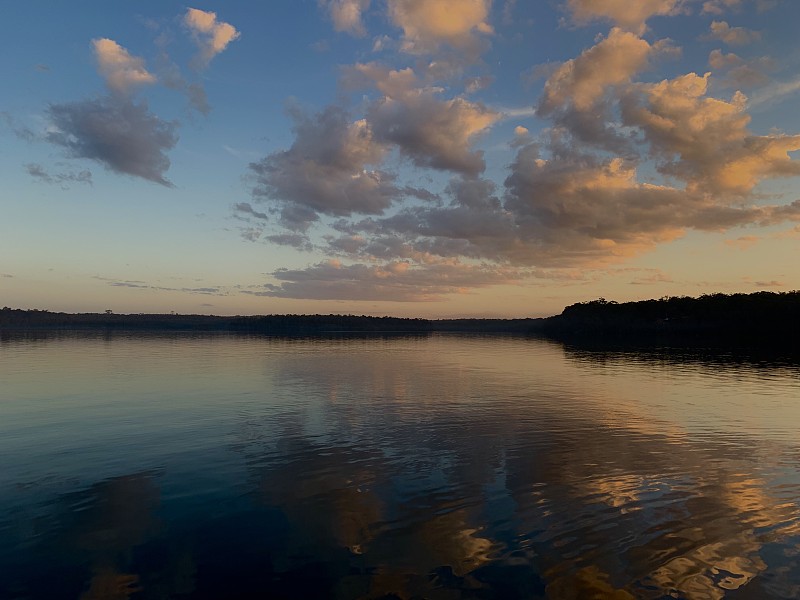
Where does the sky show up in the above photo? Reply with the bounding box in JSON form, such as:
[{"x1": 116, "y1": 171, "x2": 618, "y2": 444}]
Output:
[{"x1": 2, "y1": 0, "x2": 800, "y2": 318}]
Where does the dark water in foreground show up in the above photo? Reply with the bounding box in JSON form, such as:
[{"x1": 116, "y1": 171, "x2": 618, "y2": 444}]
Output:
[{"x1": 2, "y1": 333, "x2": 800, "y2": 599}]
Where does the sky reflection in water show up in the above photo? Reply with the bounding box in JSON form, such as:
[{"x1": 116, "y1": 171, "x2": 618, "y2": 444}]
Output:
[{"x1": 1, "y1": 333, "x2": 800, "y2": 599}]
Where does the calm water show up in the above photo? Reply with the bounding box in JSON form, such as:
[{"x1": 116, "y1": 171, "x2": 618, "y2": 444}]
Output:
[{"x1": 2, "y1": 333, "x2": 800, "y2": 599}]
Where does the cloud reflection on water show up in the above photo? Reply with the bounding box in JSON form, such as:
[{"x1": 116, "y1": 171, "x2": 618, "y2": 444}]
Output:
[{"x1": 1, "y1": 334, "x2": 800, "y2": 598}]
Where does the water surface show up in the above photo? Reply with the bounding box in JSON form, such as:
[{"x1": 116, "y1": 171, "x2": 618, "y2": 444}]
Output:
[{"x1": 2, "y1": 333, "x2": 800, "y2": 599}]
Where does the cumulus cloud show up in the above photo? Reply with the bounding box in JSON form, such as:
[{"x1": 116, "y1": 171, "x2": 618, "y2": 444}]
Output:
[
  {"x1": 709, "y1": 49, "x2": 773, "y2": 88},
  {"x1": 369, "y1": 91, "x2": 498, "y2": 175},
  {"x1": 387, "y1": 0, "x2": 493, "y2": 58},
  {"x1": 703, "y1": 20, "x2": 761, "y2": 45},
  {"x1": 348, "y1": 62, "x2": 499, "y2": 175},
  {"x1": 184, "y1": 8, "x2": 240, "y2": 67},
  {"x1": 249, "y1": 105, "x2": 399, "y2": 230},
  {"x1": 539, "y1": 29, "x2": 655, "y2": 114},
  {"x1": 92, "y1": 38, "x2": 156, "y2": 94},
  {"x1": 708, "y1": 48, "x2": 743, "y2": 69},
  {"x1": 326, "y1": 133, "x2": 800, "y2": 271},
  {"x1": 255, "y1": 258, "x2": 522, "y2": 301},
  {"x1": 239, "y1": 0, "x2": 800, "y2": 300},
  {"x1": 621, "y1": 72, "x2": 800, "y2": 196},
  {"x1": 566, "y1": 0, "x2": 685, "y2": 33},
  {"x1": 321, "y1": 0, "x2": 371, "y2": 36},
  {"x1": 46, "y1": 96, "x2": 178, "y2": 186},
  {"x1": 536, "y1": 28, "x2": 663, "y2": 153}
]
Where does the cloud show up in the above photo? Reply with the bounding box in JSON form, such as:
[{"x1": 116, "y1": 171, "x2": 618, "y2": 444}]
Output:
[
  {"x1": 101, "y1": 277, "x2": 227, "y2": 295},
  {"x1": 724, "y1": 234, "x2": 760, "y2": 249},
  {"x1": 566, "y1": 0, "x2": 685, "y2": 33},
  {"x1": 321, "y1": 0, "x2": 371, "y2": 36},
  {"x1": 92, "y1": 38, "x2": 156, "y2": 94},
  {"x1": 748, "y1": 77, "x2": 800, "y2": 109},
  {"x1": 387, "y1": 0, "x2": 493, "y2": 58},
  {"x1": 237, "y1": 0, "x2": 800, "y2": 300},
  {"x1": 331, "y1": 138, "x2": 800, "y2": 271},
  {"x1": 184, "y1": 8, "x2": 240, "y2": 67},
  {"x1": 370, "y1": 91, "x2": 498, "y2": 175},
  {"x1": 158, "y1": 58, "x2": 211, "y2": 115},
  {"x1": 753, "y1": 279, "x2": 784, "y2": 287},
  {"x1": 708, "y1": 50, "x2": 773, "y2": 88},
  {"x1": 708, "y1": 48, "x2": 743, "y2": 70},
  {"x1": 702, "y1": 0, "x2": 776, "y2": 14},
  {"x1": 265, "y1": 233, "x2": 314, "y2": 251},
  {"x1": 621, "y1": 72, "x2": 800, "y2": 196},
  {"x1": 502, "y1": 148, "x2": 695, "y2": 264},
  {"x1": 464, "y1": 75, "x2": 493, "y2": 94},
  {"x1": 702, "y1": 0, "x2": 743, "y2": 13},
  {"x1": 253, "y1": 258, "x2": 522, "y2": 301},
  {"x1": 249, "y1": 105, "x2": 398, "y2": 230},
  {"x1": 348, "y1": 62, "x2": 499, "y2": 175},
  {"x1": 539, "y1": 29, "x2": 655, "y2": 114},
  {"x1": 152, "y1": 28, "x2": 213, "y2": 115},
  {"x1": 703, "y1": 20, "x2": 761, "y2": 45},
  {"x1": 25, "y1": 163, "x2": 92, "y2": 187},
  {"x1": 46, "y1": 96, "x2": 178, "y2": 186},
  {"x1": 537, "y1": 28, "x2": 664, "y2": 153},
  {"x1": 628, "y1": 270, "x2": 674, "y2": 285},
  {"x1": 234, "y1": 202, "x2": 269, "y2": 220}
]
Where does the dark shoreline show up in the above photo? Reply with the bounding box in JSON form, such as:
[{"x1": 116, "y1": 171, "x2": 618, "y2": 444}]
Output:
[{"x1": 2, "y1": 290, "x2": 798, "y2": 349}]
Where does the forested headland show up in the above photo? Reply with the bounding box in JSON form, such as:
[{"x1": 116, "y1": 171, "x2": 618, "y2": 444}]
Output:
[{"x1": 537, "y1": 291, "x2": 800, "y2": 346}]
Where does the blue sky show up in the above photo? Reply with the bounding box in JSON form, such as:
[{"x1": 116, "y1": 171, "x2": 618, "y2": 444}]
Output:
[{"x1": 2, "y1": 0, "x2": 800, "y2": 317}]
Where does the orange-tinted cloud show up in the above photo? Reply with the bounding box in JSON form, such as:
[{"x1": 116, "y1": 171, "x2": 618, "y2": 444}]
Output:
[
  {"x1": 92, "y1": 38, "x2": 155, "y2": 94},
  {"x1": 703, "y1": 20, "x2": 761, "y2": 45},
  {"x1": 321, "y1": 0, "x2": 371, "y2": 36},
  {"x1": 539, "y1": 28, "x2": 654, "y2": 114},
  {"x1": 566, "y1": 0, "x2": 685, "y2": 33},
  {"x1": 184, "y1": 8, "x2": 240, "y2": 67},
  {"x1": 622, "y1": 72, "x2": 800, "y2": 196},
  {"x1": 387, "y1": 0, "x2": 492, "y2": 57}
]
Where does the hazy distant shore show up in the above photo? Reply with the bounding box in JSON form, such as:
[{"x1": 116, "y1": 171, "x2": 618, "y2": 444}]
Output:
[{"x1": 2, "y1": 291, "x2": 798, "y2": 347}]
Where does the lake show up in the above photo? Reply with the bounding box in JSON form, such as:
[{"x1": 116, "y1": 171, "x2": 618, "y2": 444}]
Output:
[{"x1": 1, "y1": 332, "x2": 800, "y2": 599}]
